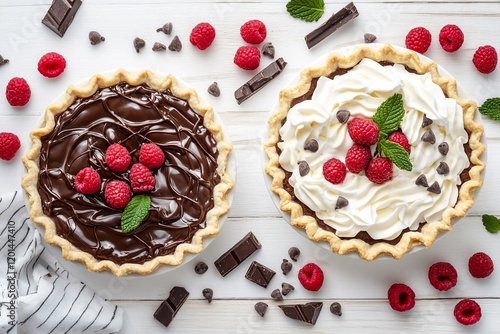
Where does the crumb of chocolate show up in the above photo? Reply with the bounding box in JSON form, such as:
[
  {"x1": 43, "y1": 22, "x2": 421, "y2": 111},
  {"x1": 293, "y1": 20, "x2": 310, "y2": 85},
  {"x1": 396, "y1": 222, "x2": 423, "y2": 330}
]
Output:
[
  {"x1": 298, "y1": 161, "x2": 310, "y2": 177},
  {"x1": 133, "y1": 37, "x2": 146, "y2": 53},
  {"x1": 281, "y1": 282, "x2": 295, "y2": 296},
  {"x1": 364, "y1": 33, "x2": 377, "y2": 43},
  {"x1": 207, "y1": 82, "x2": 220, "y2": 97},
  {"x1": 421, "y1": 129, "x2": 436, "y2": 144},
  {"x1": 168, "y1": 35, "x2": 182, "y2": 52},
  {"x1": 194, "y1": 262, "x2": 209, "y2": 274},
  {"x1": 281, "y1": 259, "x2": 292, "y2": 275},
  {"x1": 438, "y1": 142, "x2": 449, "y2": 155},
  {"x1": 436, "y1": 162, "x2": 449, "y2": 175},
  {"x1": 261, "y1": 42, "x2": 275, "y2": 58},
  {"x1": 157, "y1": 22, "x2": 173, "y2": 35},
  {"x1": 422, "y1": 115, "x2": 433, "y2": 128},
  {"x1": 330, "y1": 302, "x2": 342, "y2": 316},
  {"x1": 336, "y1": 109, "x2": 350, "y2": 124},
  {"x1": 152, "y1": 42, "x2": 167, "y2": 52},
  {"x1": 271, "y1": 289, "x2": 283, "y2": 301},
  {"x1": 254, "y1": 302, "x2": 268, "y2": 317},
  {"x1": 288, "y1": 247, "x2": 300, "y2": 262},
  {"x1": 89, "y1": 31, "x2": 105, "y2": 45},
  {"x1": 304, "y1": 139, "x2": 318, "y2": 152},
  {"x1": 0, "y1": 55, "x2": 9, "y2": 66},
  {"x1": 335, "y1": 196, "x2": 349, "y2": 210},
  {"x1": 202, "y1": 288, "x2": 213, "y2": 303},
  {"x1": 415, "y1": 174, "x2": 428, "y2": 187},
  {"x1": 427, "y1": 181, "x2": 441, "y2": 194}
]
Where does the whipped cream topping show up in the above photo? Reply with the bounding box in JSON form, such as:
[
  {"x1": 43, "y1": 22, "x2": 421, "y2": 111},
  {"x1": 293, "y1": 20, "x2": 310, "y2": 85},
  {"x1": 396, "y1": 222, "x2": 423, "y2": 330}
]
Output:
[{"x1": 278, "y1": 58, "x2": 469, "y2": 240}]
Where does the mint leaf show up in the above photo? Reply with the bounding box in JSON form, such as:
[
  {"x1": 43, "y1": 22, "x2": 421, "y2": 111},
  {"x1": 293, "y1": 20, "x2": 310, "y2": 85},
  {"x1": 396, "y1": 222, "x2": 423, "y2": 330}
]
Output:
[
  {"x1": 479, "y1": 97, "x2": 500, "y2": 121},
  {"x1": 286, "y1": 0, "x2": 325, "y2": 22},
  {"x1": 372, "y1": 93, "x2": 405, "y2": 140},
  {"x1": 482, "y1": 214, "x2": 500, "y2": 234},
  {"x1": 121, "y1": 195, "x2": 151, "y2": 233},
  {"x1": 378, "y1": 139, "x2": 412, "y2": 171}
]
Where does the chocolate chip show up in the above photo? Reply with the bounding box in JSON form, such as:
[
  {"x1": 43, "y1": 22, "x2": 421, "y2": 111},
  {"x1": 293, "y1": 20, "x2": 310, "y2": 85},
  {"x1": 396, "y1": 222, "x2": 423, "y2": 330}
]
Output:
[
  {"x1": 415, "y1": 174, "x2": 429, "y2": 187},
  {"x1": 281, "y1": 259, "x2": 292, "y2": 275},
  {"x1": 330, "y1": 302, "x2": 342, "y2": 316},
  {"x1": 133, "y1": 37, "x2": 145, "y2": 53},
  {"x1": 168, "y1": 35, "x2": 182, "y2": 52},
  {"x1": 202, "y1": 288, "x2": 213, "y2": 303},
  {"x1": 271, "y1": 289, "x2": 283, "y2": 301},
  {"x1": 194, "y1": 262, "x2": 208, "y2": 274},
  {"x1": 261, "y1": 42, "x2": 275, "y2": 58},
  {"x1": 281, "y1": 282, "x2": 295, "y2": 296},
  {"x1": 254, "y1": 302, "x2": 268, "y2": 317},
  {"x1": 438, "y1": 142, "x2": 449, "y2": 155},
  {"x1": 207, "y1": 82, "x2": 220, "y2": 97},
  {"x1": 288, "y1": 247, "x2": 300, "y2": 262},
  {"x1": 152, "y1": 42, "x2": 167, "y2": 52},
  {"x1": 0, "y1": 55, "x2": 9, "y2": 66},
  {"x1": 157, "y1": 22, "x2": 173, "y2": 35},
  {"x1": 422, "y1": 115, "x2": 433, "y2": 128},
  {"x1": 421, "y1": 129, "x2": 436, "y2": 144},
  {"x1": 89, "y1": 31, "x2": 105, "y2": 45},
  {"x1": 335, "y1": 196, "x2": 349, "y2": 210},
  {"x1": 436, "y1": 162, "x2": 449, "y2": 175},
  {"x1": 304, "y1": 139, "x2": 319, "y2": 152},
  {"x1": 336, "y1": 109, "x2": 350, "y2": 124},
  {"x1": 298, "y1": 160, "x2": 310, "y2": 177},
  {"x1": 364, "y1": 33, "x2": 377, "y2": 43},
  {"x1": 427, "y1": 181, "x2": 441, "y2": 194}
]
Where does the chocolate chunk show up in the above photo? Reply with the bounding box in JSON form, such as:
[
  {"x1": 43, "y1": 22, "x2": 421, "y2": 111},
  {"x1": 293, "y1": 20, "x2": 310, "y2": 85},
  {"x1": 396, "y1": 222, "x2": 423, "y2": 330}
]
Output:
[
  {"x1": 271, "y1": 289, "x2": 283, "y2": 301},
  {"x1": 194, "y1": 261, "x2": 208, "y2": 274},
  {"x1": 245, "y1": 261, "x2": 276, "y2": 288},
  {"x1": 288, "y1": 247, "x2": 300, "y2": 262},
  {"x1": 133, "y1": 37, "x2": 146, "y2": 53},
  {"x1": 421, "y1": 129, "x2": 436, "y2": 144},
  {"x1": 298, "y1": 161, "x2": 310, "y2": 177},
  {"x1": 214, "y1": 232, "x2": 262, "y2": 277},
  {"x1": 335, "y1": 196, "x2": 349, "y2": 210},
  {"x1": 89, "y1": 31, "x2": 105, "y2": 45},
  {"x1": 152, "y1": 42, "x2": 167, "y2": 52},
  {"x1": 422, "y1": 115, "x2": 433, "y2": 128},
  {"x1": 364, "y1": 33, "x2": 377, "y2": 43},
  {"x1": 254, "y1": 302, "x2": 268, "y2": 317},
  {"x1": 153, "y1": 286, "x2": 189, "y2": 328},
  {"x1": 207, "y1": 82, "x2": 221, "y2": 97},
  {"x1": 168, "y1": 35, "x2": 182, "y2": 52},
  {"x1": 157, "y1": 22, "x2": 173, "y2": 35},
  {"x1": 281, "y1": 259, "x2": 292, "y2": 275},
  {"x1": 304, "y1": 2, "x2": 359, "y2": 49},
  {"x1": 42, "y1": 0, "x2": 82, "y2": 37},
  {"x1": 438, "y1": 142, "x2": 449, "y2": 155},
  {"x1": 304, "y1": 139, "x2": 319, "y2": 152},
  {"x1": 427, "y1": 181, "x2": 441, "y2": 194},
  {"x1": 0, "y1": 55, "x2": 9, "y2": 66},
  {"x1": 261, "y1": 42, "x2": 275, "y2": 58},
  {"x1": 278, "y1": 302, "x2": 323, "y2": 325},
  {"x1": 336, "y1": 109, "x2": 350, "y2": 124},
  {"x1": 330, "y1": 302, "x2": 342, "y2": 316},
  {"x1": 415, "y1": 174, "x2": 428, "y2": 187},
  {"x1": 234, "y1": 57, "x2": 287, "y2": 105},
  {"x1": 202, "y1": 288, "x2": 213, "y2": 303},
  {"x1": 436, "y1": 162, "x2": 449, "y2": 175},
  {"x1": 281, "y1": 282, "x2": 295, "y2": 296}
]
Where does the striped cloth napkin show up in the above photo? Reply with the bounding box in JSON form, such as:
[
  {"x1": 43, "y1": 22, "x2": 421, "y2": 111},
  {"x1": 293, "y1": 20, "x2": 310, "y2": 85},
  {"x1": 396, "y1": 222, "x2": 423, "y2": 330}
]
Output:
[{"x1": 0, "y1": 191, "x2": 124, "y2": 333}]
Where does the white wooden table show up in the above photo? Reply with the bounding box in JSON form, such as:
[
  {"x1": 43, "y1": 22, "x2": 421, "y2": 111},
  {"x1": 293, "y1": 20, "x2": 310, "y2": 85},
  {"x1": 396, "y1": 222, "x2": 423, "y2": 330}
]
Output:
[{"x1": 1, "y1": 1, "x2": 500, "y2": 333}]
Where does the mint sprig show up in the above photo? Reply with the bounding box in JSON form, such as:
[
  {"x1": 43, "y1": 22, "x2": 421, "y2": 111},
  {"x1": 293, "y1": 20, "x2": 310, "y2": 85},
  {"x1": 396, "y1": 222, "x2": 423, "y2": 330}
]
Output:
[
  {"x1": 378, "y1": 139, "x2": 412, "y2": 171},
  {"x1": 373, "y1": 93, "x2": 405, "y2": 140},
  {"x1": 121, "y1": 195, "x2": 151, "y2": 233},
  {"x1": 479, "y1": 97, "x2": 500, "y2": 121},
  {"x1": 482, "y1": 214, "x2": 500, "y2": 234},
  {"x1": 286, "y1": 0, "x2": 325, "y2": 22}
]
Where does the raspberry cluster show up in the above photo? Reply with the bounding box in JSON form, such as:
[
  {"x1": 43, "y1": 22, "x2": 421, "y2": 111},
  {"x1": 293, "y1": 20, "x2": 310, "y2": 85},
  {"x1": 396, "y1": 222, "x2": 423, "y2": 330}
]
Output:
[{"x1": 234, "y1": 20, "x2": 268, "y2": 71}]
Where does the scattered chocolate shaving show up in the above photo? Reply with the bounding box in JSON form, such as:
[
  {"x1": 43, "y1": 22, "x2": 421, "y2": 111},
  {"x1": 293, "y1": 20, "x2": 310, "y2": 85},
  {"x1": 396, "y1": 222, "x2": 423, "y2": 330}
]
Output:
[
  {"x1": 254, "y1": 302, "x2": 268, "y2": 317},
  {"x1": 271, "y1": 289, "x2": 283, "y2": 301},
  {"x1": 281, "y1": 259, "x2": 292, "y2": 275},
  {"x1": 168, "y1": 35, "x2": 182, "y2": 52},
  {"x1": 364, "y1": 33, "x2": 377, "y2": 43},
  {"x1": 133, "y1": 37, "x2": 146, "y2": 53},
  {"x1": 422, "y1": 115, "x2": 433, "y2": 128},
  {"x1": 421, "y1": 129, "x2": 436, "y2": 144},
  {"x1": 288, "y1": 247, "x2": 300, "y2": 262},
  {"x1": 157, "y1": 22, "x2": 173, "y2": 35},
  {"x1": 89, "y1": 31, "x2": 105, "y2": 45},
  {"x1": 281, "y1": 282, "x2": 295, "y2": 296},
  {"x1": 194, "y1": 262, "x2": 209, "y2": 274},
  {"x1": 304, "y1": 139, "x2": 319, "y2": 152},
  {"x1": 42, "y1": 0, "x2": 82, "y2": 37},
  {"x1": 0, "y1": 55, "x2": 9, "y2": 66},
  {"x1": 153, "y1": 286, "x2": 189, "y2": 328},
  {"x1": 415, "y1": 174, "x2": 429, "y2": 187},
  {"x1": 214, "y1": 232, "x2": 262, "y2": 277},
  {"x1": 261, "y1": 42, "x2": 275, "y2": 58},
  {"x1": 427, "y1": 181, "x2": 441, "y2": 194},
  {"x1": 335, "y1": 196, "x2": 349, "y2": 210},
  {"x1": 245, "y1": 261, "x2": 276, "y2": 288},
  {"x1": 336, "y1": 109, "x2": 350, "y2": 124},
  {"x1": 438, "y1": 142, "x2": 449, "y2": 155},
  {"x1": 152, "y1": 42, "x2": 167, "y2": 51},
  {"x1": 207, "y1": 82, "x2": 221, "y2": 97},
  {"x1": 436, "y1": 162, "x2": 449, "y2": 175},
  {"x1": 330, "y1": 302, "x2": 342, "y2": 316},
  {"x1": 202, "y1": 288, "x2": 213, "y2": 303},
  {"x1": 298, "y1": 161, "x2": 310, "y2": 177},
  {"x1": 278, "y1": 302, "x2": 323, "y2": 325},
  {"x1": 304, "y1": 2, "x2": 359, "y2": 49}
]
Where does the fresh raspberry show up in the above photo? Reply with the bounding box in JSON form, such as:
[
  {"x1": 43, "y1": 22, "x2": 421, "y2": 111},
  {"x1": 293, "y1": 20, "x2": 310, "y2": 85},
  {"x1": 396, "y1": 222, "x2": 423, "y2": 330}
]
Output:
[
  {"x1": 366, "y1": 157, "x2": 393, "y2": 184},
  {"x1": 139, "y1": 143, "x2": 165, "y2": 169},
  {"x1": 234, "y1": 46, "x2": 261, "y2": 71},
  {"x1": 37, "y1": 52, "x2": 66, "y2": 78},
  {"x1": 428, "y1": 262, "x2": 458, "y2": 291},
  {"x1": 297, "y1": 263, "x2": 324, "y2": 291},
  {"x1": 189, "y1": 22, "x2": 216, "y2": 50},
  {"x1": 347, "y1": 118, "x2": 379, "y2": 146},
  {"x1": 129, "y1": 163, "x2": 156, "y2": 193},
  {"x1": 454, "y1": 299, "x2": 481, "y2": 326},
  {"x1": 472, "y1": 45, "x2": 498, "y2": 74},
  {"x1": 388, "y1": 131, "x2": 411, "y2": 153},
  {"x1": 105, "y1": 144, "x2": 131, "y2": 173},
  {"x1": 345, "y1": 144, "x2": 371, "y2": 174},
  {"x1": 323, "y1": 158, "x2": 347, "y2": 185},
  {"x1": 74, "y1": 167, "x2": 101, "y2": 195},
  {"x1": 468, "y1": 252, "x2": 494, "y2": 278},
  {"x1": 5, "y1": 77, "x2": 31, "y2": 106},
  {"x1": 0, "y1": 132, "x2": 21, "y2": 161},
  {"x1": 240, "y1": 19, "x2": 267, "y2": 44},
  {"x1": 405, "y1": 27, "x2": 432, "y2": 54},
  {"x1": 438, "y1": 25, "x2": 464, "y2": 53},
  {"x1": 387, "y1": 283, "x2": 415, "y2": 312},
  {"x1": 104, "y1": 180, "x2": 131, "y2": 209}
]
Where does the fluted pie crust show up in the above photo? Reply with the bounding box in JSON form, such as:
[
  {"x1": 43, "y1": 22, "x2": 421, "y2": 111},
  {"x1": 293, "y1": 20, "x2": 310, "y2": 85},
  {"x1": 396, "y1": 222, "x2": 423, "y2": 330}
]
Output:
[
  {"x1": 22, "y1": 69, "x2": 233, "y2": 276},
  {"x1": 264, "y1": 44, "x2": 485, "y2": 260}
]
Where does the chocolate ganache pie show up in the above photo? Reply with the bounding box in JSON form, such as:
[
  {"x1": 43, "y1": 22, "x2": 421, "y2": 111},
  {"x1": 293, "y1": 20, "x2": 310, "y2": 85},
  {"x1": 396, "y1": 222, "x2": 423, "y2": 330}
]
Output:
[
  {"x1": 265, "y1": 44, "x2": 485, "y2": 260},
  {"x1": 22, "y1": 69, "x2": 233, "y2": 275}
]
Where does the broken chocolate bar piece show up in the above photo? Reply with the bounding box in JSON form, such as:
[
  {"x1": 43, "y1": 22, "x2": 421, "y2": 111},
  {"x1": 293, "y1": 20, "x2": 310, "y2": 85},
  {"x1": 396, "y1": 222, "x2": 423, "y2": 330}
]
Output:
[
  {"x1": 42, "y1": 0, "x2": 82, "y2": 37},
  {"x1": 153, "y1": 286, "x2": 189, "y2": 328},
  {"x1": 214, "y1": 232, "x2": 262, "y2": 277},
  {"x1": 305, "y1": 2, "x2": 359, "y2": 49},
  {"x1": 234, "y1": 57, "x2": 287, "y2": 105},
  {"x1": 278, "y1": 302, "x2": 323, "y2": 325},
  {"x1": 245, "y1": 261, "x2": 276, "y2": 288}
]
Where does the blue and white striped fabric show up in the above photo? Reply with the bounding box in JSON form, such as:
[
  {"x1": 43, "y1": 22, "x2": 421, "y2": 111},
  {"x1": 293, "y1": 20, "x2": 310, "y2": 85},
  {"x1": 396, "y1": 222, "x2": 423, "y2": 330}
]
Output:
[{"x1": 0, "y1": 191, "x2": 124, "y2": 334}]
